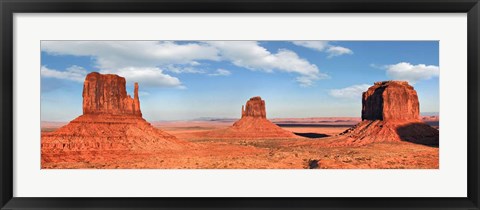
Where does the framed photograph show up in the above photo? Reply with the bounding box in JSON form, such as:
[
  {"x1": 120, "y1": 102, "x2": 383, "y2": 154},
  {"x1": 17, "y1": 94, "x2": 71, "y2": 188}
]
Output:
[{"x1": 1, "y1": 0, "x2": 479, "y2": 209}]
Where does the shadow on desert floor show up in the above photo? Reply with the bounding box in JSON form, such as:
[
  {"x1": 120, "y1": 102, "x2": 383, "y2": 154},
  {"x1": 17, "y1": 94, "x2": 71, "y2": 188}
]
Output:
[
  {"x1": 396, "y1": 122, "x2": 439, "y2": 148},
  {"x1": 293, "y1": 132, "x2": 330, "y2": 139}
]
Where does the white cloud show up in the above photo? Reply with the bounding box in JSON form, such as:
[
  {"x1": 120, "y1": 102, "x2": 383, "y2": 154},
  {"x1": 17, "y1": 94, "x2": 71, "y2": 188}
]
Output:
[
  {"x1": 42, "y1": 41, "x2": 328, "y2": 87},
  {"x1": 329, "y1": 84, "x2": 371, "y2": 99},
  {"x1": 292, "y1": 41, "x2": 330, "y2": 51},
  {"x1": 369, "y1": 63, "x2": 383, "y2": 69},
  {"x1": 42, "y1": 41, "x2": 220, "y2": 69},
  {"x1": 138, "y1": 91, "x2": 150, "y2": 96},
  {"x1": 326, "y1": 46, "x2": 353, "y2": 58},
  {"x1": 42, "y1": 41, "x2": 211, "y2": 88},
  {"x1": 207, "y1": 41, "x2": 327, "y2": 86},
  {"x1": 189, "y1": 61, "x2": 201, "y2": 66},
  {"x1": 164, "y1": 64, "x2": 205, "y2": 74},
  {"x1": 209, "y1": 69, "x2": 232, "y2": 76},
  {"x1": 41, "y1": 65, "x2": 182, "y2": 89},
  {"x1": 296, "y1": 76, "x2": 318, "y2": 87},
  {"x1": 385, "y1": 62, "x2": 439, "y2": 84},
  {"x1": 100, "y1": 67, "x2": 182, "y2": 88},
  {"x1": 291, "y1": 41, "x2": 353, "y2": 58},
  {"x1": 41, "y1": 65, "x2": 87, "y2": 82}
]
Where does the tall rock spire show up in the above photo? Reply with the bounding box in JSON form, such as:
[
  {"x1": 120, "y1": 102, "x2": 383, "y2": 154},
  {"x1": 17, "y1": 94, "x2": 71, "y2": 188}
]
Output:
[{"x1": 133, "y1": 82, "x2": 142, "y2": 117}]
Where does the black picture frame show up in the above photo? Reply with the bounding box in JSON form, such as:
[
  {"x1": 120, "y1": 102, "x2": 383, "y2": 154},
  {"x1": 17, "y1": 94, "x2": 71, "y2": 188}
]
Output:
[{"x1": 1, "y1": 0, "x2": 479, "y2": 209}]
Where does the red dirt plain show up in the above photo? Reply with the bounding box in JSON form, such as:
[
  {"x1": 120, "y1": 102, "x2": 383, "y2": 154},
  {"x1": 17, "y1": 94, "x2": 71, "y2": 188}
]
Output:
[{"x1": 41, "y1": 117, "x2": 438, "y2": 169}]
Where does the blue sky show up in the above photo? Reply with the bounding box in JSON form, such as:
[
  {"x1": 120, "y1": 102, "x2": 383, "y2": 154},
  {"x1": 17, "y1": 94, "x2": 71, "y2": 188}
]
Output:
[{"x1": 41, "y1": 41, "x2": 439, "y2": 121}]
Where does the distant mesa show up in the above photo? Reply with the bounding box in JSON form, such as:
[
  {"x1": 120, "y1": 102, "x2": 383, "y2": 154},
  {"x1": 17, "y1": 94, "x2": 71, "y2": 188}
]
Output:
[
  {"x1": 41, "y1": 72, "x2": 187, "y2": 153},
  {"x1": 241, "y1": 96, "x2": 266, "y2": 118},
  {"x1": 200, "y1": 96, "x2": 298, "y2": 139},
  {"x1": 341, "y1": 81, "x2": 439, "y2": 146}
]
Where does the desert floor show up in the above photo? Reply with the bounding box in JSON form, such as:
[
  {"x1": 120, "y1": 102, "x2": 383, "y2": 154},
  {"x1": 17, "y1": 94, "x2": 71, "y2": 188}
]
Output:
[{"x1": 41, "y1": 118, "x2": 439, "y2": 169}]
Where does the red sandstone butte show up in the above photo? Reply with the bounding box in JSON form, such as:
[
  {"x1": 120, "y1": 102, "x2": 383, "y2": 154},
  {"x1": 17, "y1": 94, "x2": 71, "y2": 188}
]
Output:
[
  {"x1": 83, "y1": 72, "x2": 142, "y2": 116},
  {"x1": 41, "y1": 72, "x2": 186, "y2": 153},
  {"x1": 341, "y1": 81, "x2": 439, "y2": 145},
  {"x1": 362, "y1": 81, "x2": 419, "y2": 122},
  {"x1": 241, "y1": 96, "x2": 266, "y2": 118},
  {"x1": 202, "y1": 96, "x2": 298, "y2": 139}
]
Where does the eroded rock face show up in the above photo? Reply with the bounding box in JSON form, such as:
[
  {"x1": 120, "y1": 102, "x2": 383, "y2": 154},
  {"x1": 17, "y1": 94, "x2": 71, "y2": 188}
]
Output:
[
  {"x1": 341, "y1": 81, "x2": 438, "y2": 146},
  {"x1": 242, "y1": 96, "x2": 266, "y2": 118},
  {"x1": 200, "y1": 96, "x2": 297, "y2": 139},
  {"x1": 42, "y1": 72, "x2": 186, "y2": 155},
  {"x1": 362, "y1": 81, "x2": 419, "y2": 122},
  {"x1": 83, "y1": 72, "x2": 142, "y2": 116}
]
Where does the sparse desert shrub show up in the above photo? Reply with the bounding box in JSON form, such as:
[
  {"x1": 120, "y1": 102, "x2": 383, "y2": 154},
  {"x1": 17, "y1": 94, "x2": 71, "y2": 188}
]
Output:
[{"x1": 306, "y1": 159, "x2": 320, "y2": 169}]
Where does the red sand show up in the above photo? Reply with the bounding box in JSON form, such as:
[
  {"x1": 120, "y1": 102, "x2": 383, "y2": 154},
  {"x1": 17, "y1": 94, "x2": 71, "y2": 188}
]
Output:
[{"x1": 42, "y1": 117, "x2": 439, "y2": 169}]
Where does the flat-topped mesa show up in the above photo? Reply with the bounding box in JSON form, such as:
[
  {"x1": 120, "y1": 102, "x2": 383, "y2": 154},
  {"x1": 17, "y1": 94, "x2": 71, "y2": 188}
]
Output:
[
  {"x1": 241, "y1": 96, "x2": 266, "y2": 118},
  {"x1": 340, "y1": 81, "x2": 438, "y2": 146},
  {"x1": 362, "y1": 80, "x2": 419, "y2": 122},
  {"x1": 82, "y1": 72, "x2": 142, "y2": 116}
]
